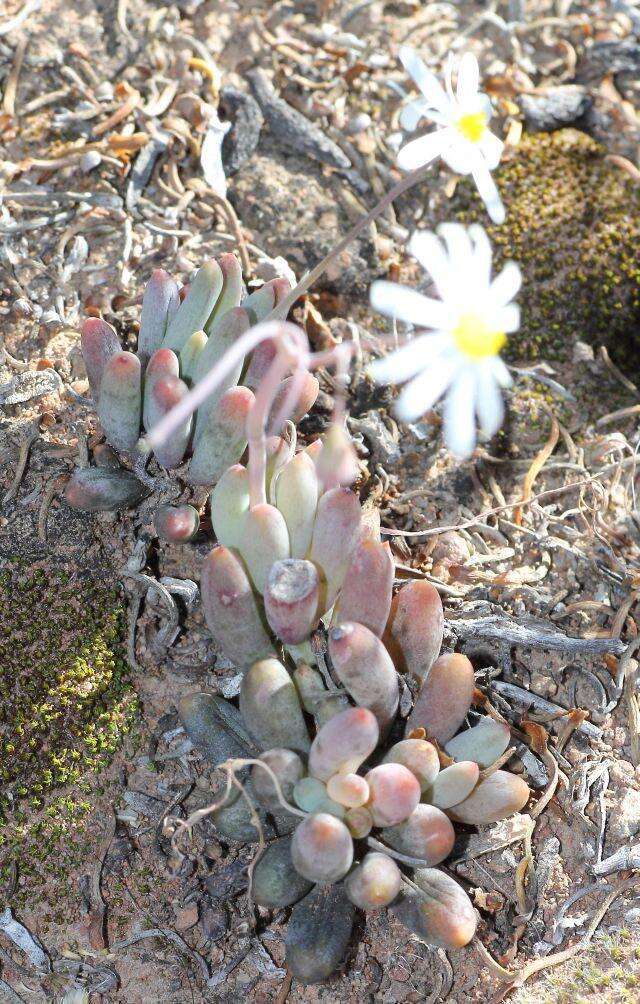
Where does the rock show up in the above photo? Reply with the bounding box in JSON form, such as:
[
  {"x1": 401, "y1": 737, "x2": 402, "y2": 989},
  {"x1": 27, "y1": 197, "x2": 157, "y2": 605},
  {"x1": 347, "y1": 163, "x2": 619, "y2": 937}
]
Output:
[
  {"x1": 285, "y1": 883, "x2": 355, "y2": 984},
  {"x1": 519, "y1": 86, "x2": 591, "y2": 132},
  {"x1": 229, "y1": 138, "x2": 379, "y2": 295},
  {"x1": 220, "y1": 86, "x2": 264, "y2": 175},
  {"x1": 0, "y1": 368, "x2": 62, "y2": 405},
  {"x1": 607, "y1": 787, "x2": 640, "y2": 843}
]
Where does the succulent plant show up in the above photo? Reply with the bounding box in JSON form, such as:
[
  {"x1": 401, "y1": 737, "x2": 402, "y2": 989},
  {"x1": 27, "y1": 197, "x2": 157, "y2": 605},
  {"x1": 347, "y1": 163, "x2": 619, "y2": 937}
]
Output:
[
  {"x1": 65, "y1": 255, "x2": 315, "y2": 539},
  {"x1": 178, "y1": 456, "x2": 531, "y2": 984}
]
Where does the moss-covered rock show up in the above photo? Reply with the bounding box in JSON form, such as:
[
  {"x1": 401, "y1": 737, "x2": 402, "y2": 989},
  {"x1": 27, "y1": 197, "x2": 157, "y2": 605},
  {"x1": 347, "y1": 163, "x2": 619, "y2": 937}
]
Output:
[
  {"x1": 447, "y1": 129, "x2": 640, "y2": 367},
  {"x1": 0, "y1": 559, "x2": 137, "y2": 888}
]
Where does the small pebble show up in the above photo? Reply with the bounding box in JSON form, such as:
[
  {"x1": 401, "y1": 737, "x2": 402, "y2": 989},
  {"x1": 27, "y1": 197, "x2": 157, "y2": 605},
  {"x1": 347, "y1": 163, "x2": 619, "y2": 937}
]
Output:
[{"x1": 81, "y1": 150, "x2": 102, "y2": 173}]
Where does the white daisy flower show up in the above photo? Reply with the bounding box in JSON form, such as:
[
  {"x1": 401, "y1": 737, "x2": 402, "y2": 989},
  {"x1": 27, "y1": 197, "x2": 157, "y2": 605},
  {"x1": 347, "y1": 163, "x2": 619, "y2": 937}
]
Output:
[
  {"x1": 398, "y1": 47, "x2": 505, "y2": 224},
  {"x1": 369, "y1": 223, "x2": 521, "y2": 458}
]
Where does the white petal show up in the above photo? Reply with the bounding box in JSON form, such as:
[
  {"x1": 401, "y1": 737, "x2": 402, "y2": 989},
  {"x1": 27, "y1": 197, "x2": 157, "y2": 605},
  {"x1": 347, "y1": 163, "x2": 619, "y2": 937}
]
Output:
[
  {"x1": 456, "y1": 52, "x2": 479, "y2": 104},
  {"x1": 443, "y1": 368, "x2": 477, "y2": 457},
  {"x1": 370, "y1": 280, "x2": 454, "y2": 329},
  {"x1": 400, "y1": 98, "x2": 429, "y2": 131},
  {"x1": 470, "y1": 158, "x2": 505, "y2": 224},
  {"x1": 494, "y1": 304, "x2": 520, "y2": 333},
  {"x1": 441, "y1": 135, "x2": 474, "y2": 175},
  {"x1": 444, "y1": 52, "x2": 455, "y2": 102},
  {"x1": 397, "y1": 128, "x2": 452, "y2": 171},
  {"x1": 475, "y1": 362, "x2": 504, "y2": 437},
  {"x1": 408, "y1": 231, "x2": 455, "y2": 300},
  {"x1": 368, "y1": 332, "x2": 450, "y2": 384},
  {"x1": 437, "y1": 222, "x2": 474, "y2": 277},
  {"x1": 395, "y1": 353, "x2": 460, "y2": 421},
  {"x1": 489, "y1": 262, "x2": 521, "y2": 306},
  {"x1": 477, "y1": 128, "x2": 504, "y2": 170},
  {"x1": 469, "y1": 224, "x2": 493, "y2": 291},
  {"x1": 398, "y1": 46, "x2": 451, "y2": 114},
  {"x1": 491, "y1": 356, "x2": 513, "y2": 388}
]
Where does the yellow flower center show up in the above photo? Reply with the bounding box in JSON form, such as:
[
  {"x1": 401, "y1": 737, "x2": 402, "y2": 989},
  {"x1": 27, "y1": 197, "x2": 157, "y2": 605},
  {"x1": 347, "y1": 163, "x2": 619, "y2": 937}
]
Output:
[
  {"x1": 453, "y1": 313, "x2": 506, "y2": 358},
  {"x1": 457, "y1": 111, "x2": 487, "y2": 143}
]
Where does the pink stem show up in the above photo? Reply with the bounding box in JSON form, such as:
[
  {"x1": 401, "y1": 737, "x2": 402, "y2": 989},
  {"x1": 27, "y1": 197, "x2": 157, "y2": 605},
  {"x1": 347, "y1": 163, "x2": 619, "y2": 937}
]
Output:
[
  {"x1": 246, "y1": 352, "x2": 291, "y2": 508},
  {"x1": 144, "y1": 320, "x2": 308, "y2": 452}
]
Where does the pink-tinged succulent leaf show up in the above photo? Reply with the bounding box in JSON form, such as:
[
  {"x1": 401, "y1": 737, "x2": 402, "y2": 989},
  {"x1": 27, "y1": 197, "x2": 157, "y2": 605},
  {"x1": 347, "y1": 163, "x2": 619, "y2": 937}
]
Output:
[
  {"x1": 447, "y1": 770, "x2": 530, "y2": 824},
  {"x1": 162, "y1": 259, "x2": 223, "y2": 352},
  {"x1": 142, "y1": 348, "x2": 180, "y2": 431},
  {"x1": 293, "y1": 664, "x2": 347, "y2": 727},
  {"x1": 97, "y1": 351, "x2": 142, "y2": 452},
  {"x1": 364, "y1": 762, "x2": 421, "y2": 828},
  {"x1": 187, "y1": 385, "x2": 254, "y2": 487},
  {"x1": 382, "y1": 738, "x2": 440, "y2": 792},
  {"x1": 329, "y1": 622, "x2": 399, "y2": 732},
  {"x1": 209, "y1": 463, "x2": 250, "y2": 548},
  {"x1": 360, "y1": 502, "x2": 382, "y2": 543},
  {"x1": 252, "y1": 837, "x2": 313, "y2": 909},
  {"x1": 194, "y1": 306, "x2": 251, "y2": 438},
  {"x1": 391, "y1": 868, "x2": 477, "y2": 949},
  {"x1": 334, "y1": 539, "x2": 394, "y2": 637},
  {"x1": 270, "y1": 276, "x2": 293, "y2": 318},
  {"x1": 138, "y1": 269, "x2": 180, "y2": 363},
  {"x1": 383, "y1": 804, "x2": 455, "y2": 865},
  {"x1": 240, "y1": 658, "x2": 310, "y2": 753},
  {"x1": 243, "y1": 337, "x2": 277, "y2": 390},
  {"x1": 266, "y1": 435, "x2": 292, "y2": 493},
  {"x1": 308, "y1": 707, "x2": 379, "y2": 782},
  {"x1": 154, "y1": 503, "x2": 200, "y2": 543},
  {"x1": 405, "y1": 653, "x2": 475, "y2": 744},
  {"x1": 268, "y1": 372, "x2": 319, "y2": 432},
  {"x1": 264, "y1": 558, "x2": 320, "y2": 644},
  {"x1": 251, "y1": 748, "x2": 305, "y2": 813},
  {"x1": 310, "y1": 487, "x2": 362, "y2": 610},
  {"x1": 205, "y1": 253, "x2": 243, "y2": 331},
  {"x1": 293, "y1": 777, "x2": 345, "y2": 818},
  {"x1": 315, "y1": 424, "x2": 359, "y2": 489},
  {"x1": 346, "y1": 852, "x2": 402, "y2": 911},
  {"x1": 326, "y1": 772, "x2": 369, "y2": 809},
  {"x1": 291, "y1": 813, "x2": 353, "y2": 884},
  {"x1": 81, "y1": 317, "x2": 121, "y2": 400},
  {"x1": 64, "y1": 466, "x2": 147, "y2": 512},
  {"x1": 427, "y1": 761, "x2": 480, "y2": 810},
  {"x1": 274, "y1": 452, "x2": 318, "y2": 559},
  {"x1": 178, "y1": 329, "x2": 208, "y2": 385},
  {"x1": 149, "y1": 375, "x2": 192, "y2": 468},
  {"x1": 238, "y1": 503, "x2": 290, "y2": 594},
  {"x1": 242, "y1": 276, "x2": 290, "y2": 326},
  {"x1": 201, "y1": 545, "x2": 275, "y2": 668},
  {"x1": 444, "y1": 717, "x2": 511, "y2": 769},
  {"x1": 345, "y1": 806, "x2": 373, "y2": 839},
  {"x1": 384, "y1": 580, "x2": 444, "y2": 683}
]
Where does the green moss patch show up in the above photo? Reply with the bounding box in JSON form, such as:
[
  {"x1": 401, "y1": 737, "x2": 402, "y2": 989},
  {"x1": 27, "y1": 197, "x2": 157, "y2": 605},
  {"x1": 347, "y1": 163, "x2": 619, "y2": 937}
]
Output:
[{"x1": 0, "y1": 559, "x2": 138, "y2": 889}]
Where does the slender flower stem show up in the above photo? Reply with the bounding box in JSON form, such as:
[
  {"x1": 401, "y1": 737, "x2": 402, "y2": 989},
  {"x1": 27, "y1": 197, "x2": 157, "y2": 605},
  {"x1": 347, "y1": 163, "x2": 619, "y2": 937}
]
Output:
[
  {"x1": 143, "y1": 321, "x2": 307, "y2": 451},
  {"x1": 246, "y1": 352, "x2": 290, "y2": 508},
  {"x1": 265, "y1": 162, "x2": 433, "y2": 321}
]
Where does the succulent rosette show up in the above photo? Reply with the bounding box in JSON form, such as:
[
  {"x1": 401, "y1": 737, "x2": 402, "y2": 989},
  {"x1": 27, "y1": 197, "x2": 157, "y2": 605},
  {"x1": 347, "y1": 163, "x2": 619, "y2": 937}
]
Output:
[{"x1": 179, "y1": 454, "x2": 531, "y2": 983}]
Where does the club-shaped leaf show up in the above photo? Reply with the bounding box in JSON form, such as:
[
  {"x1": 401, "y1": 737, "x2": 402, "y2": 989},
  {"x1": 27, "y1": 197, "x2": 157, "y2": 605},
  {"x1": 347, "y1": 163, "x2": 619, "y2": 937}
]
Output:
[
  {"x1": 334, "y1": 539, "x2": 394, "y2": 637},
  {"x1": 187, "y1": 385, "x2": 254, "y2": 487},
  {"x1": 138, "y1": 268, "x2": 179, "y2": 363},
  {"x1": 162, "y1": 259, "x2": 223, "y2": 351},
  {"x1": 405, "y1": 653, "x2": 475, "y2": 744},
  {"x1": 97, "y1": 351, "x2": 142, "y2": 452},
  {"x1": 81, "y1": 317, "x2": 121, "y2": 400},
  {"x1": 201, "y1": 545, "x2": 275, "y2": 668}
]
